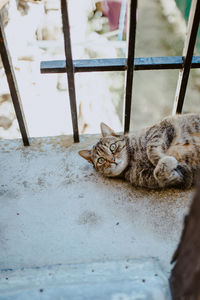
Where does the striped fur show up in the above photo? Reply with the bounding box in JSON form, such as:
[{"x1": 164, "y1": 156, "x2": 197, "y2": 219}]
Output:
[{"x1": 79, "y1": 114, "x2": 200, "y2": 189}]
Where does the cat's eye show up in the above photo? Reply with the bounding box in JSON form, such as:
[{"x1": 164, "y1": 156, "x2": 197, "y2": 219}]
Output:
[
  {"x1": 110, "y1": 143, "x2": 117, "y2": 152},
  {"x1": 97, "y1": 157, "x2": 105, "y2": 164}
]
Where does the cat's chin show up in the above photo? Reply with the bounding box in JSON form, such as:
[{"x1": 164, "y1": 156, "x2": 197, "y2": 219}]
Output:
[{"x1": 102, "y1": 162, "x2": 129, "y2": 177}]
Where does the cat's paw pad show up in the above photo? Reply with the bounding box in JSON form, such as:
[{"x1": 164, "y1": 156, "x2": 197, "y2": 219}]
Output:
[{"x1": 154, "y1": 156, "x2": 180, "y2": 186}]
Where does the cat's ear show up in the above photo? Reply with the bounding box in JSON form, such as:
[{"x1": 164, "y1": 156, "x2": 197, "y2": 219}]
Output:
[
  {"x1": 78, "y1": 150, "x2": 93, "y2": 164},
  {"x1": 100, "y1": 122, "x2": 116, "y2": 137}
]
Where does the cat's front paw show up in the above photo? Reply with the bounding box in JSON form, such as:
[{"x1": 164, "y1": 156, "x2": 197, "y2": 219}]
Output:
[{"x1": 154, "y1": 156, "x2": 181, "y2": 187}]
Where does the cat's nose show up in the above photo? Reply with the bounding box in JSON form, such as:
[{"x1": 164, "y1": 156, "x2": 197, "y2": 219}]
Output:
[
  {"x1": 106, "y1": 156, "x2": 116, "y2": 164},
  {"x1": 110, "y1": 157, "x2": 116, "y2": 164}
]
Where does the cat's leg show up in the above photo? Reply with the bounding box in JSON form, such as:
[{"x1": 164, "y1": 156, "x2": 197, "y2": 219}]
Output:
[
  {"x1": 147, "y1": 136, "x2": 179, "y2": 174},
  {"x1": 147, "y1": 142, "x2": 166, "y2": 166},
  {"x1": 146, "y1": 129, "x2": 193, "y2": 188},
  {"x1": 146, "y1": 131, "x2": 173, "y2": 166},
  {"x1": 154, "y1": 157, "x2": 193, "y2": 188}
]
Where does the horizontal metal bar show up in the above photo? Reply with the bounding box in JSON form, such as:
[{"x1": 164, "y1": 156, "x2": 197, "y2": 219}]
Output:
[
  {"x1": 40, "y1": 56, "x2": 200, "y2": 74},
  {"x1": 41, "y1": 58, "x2": 126, "y2": 73}
]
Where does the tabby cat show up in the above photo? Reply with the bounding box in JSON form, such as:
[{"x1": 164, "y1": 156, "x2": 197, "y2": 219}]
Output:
[{"x1": 79, "y1": 114, "x2": 200, "y2": 189}]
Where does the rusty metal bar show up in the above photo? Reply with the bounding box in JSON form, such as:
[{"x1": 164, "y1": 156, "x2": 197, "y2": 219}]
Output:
[
  {"x1": 61, "y1": 0, "x2": 79, "y2": 142},
  {"x1": 172, "y1": 0, "x2": 200, "y2": 115},
  {"x1": 40, "y1": 56, "x2": 200, "y2": 74},
  {"x1": 0, "y1": 15, "x2": 29, "y2": 146},
  {"x1": 124, "y1": 0, "x2": 137, "y2": 134}
]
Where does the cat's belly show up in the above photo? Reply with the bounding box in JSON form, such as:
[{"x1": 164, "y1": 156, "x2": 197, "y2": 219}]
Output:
[{"x1": 125, "y1": 161, "x2": 158, "y2": 188}]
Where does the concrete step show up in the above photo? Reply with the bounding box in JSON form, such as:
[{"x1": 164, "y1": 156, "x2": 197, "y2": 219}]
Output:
[
  {"x1": 0, "y1": 259, "x2": 171, "y2": 300},
  {"x1": 0, "y1": 135, "x2": 191, "y2": 299}
]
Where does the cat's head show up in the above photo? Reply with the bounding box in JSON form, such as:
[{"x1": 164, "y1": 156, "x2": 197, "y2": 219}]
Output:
[{"x1": 78, "y1": 123, "x2": 129, "y2": 177}]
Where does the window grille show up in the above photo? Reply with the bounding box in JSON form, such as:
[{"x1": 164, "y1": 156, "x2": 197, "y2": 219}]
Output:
[{"x1": 0, "y1": 0, "x2": 200, "y2": 145}]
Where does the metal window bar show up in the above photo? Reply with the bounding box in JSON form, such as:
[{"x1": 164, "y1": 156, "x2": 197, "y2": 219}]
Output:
[
  {"x1": 41, "y1": 56, "x2": 200, "y2": 73},
  {"x1": 0, "y1": 14, "x2": 29, "y2": 146},
  {"x1": 41, "y1": 0, "x2": 200, "y2": 143},
  {"x1": 124, "y1": 0, "x2": 137, "y2": 134},
  {"x1": 61, "y1": 0, "x2": 79, "y2": 143},
  {"x1": 172, "y1": 0, "x2": 200, "y2": 115},
  {"x1": 0, "y1": 1, "x2": 199, "y2": 145}
]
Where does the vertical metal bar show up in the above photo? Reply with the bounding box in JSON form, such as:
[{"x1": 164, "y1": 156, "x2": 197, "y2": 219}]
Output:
[
  {"x1": 0, "y1": 15, "x2": 29, "y2": 146},
  {"x1": 60, "y1": 0, "x2": 79, "y2": 142},
  {"x1": 124, "y1": 0, "x2": 137, "y2": 134},
  {"x1": 172, "y1": 0, "x2": 200, "y2": 115}
]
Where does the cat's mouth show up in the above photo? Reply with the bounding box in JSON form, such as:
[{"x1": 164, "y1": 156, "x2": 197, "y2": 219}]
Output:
[{"x1": 106, "y1": 161, "x2": 128, "y2": 177}]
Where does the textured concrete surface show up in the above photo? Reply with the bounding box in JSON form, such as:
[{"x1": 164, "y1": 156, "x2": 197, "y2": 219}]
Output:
[
  {"x1": 0, "y1": 259, "x2": 171, "y2": 300},
  {"x1": 0, "y1": 134, "x2": 194, "y2": 298}
]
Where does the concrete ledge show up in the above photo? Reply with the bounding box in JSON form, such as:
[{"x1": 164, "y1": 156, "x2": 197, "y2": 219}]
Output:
[{"x1": 0, "y1": 135, "x2": 193, "y2": 286}]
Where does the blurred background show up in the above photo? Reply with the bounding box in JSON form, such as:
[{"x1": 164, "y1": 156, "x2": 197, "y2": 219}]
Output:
[{"x1": 0, "y1": 0, "x2": 200, "y2": 139}]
